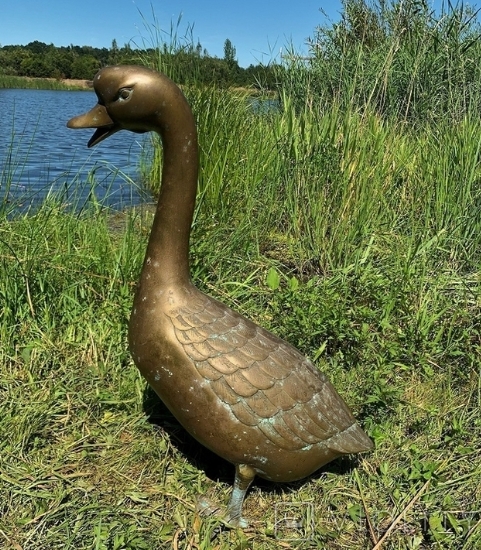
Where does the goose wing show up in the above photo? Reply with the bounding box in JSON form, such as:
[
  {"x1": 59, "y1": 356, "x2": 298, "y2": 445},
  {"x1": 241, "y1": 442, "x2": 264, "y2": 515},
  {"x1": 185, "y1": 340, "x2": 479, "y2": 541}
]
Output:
[{"x1": 167, "y1": 290, "x2": 368, "y2": 454}]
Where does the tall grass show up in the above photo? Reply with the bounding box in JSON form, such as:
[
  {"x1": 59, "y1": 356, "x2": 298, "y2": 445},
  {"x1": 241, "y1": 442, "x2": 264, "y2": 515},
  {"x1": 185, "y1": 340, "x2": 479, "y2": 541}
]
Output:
[
  {"x1": 1, "y1": 3, "x2": 481, "y2": 548},
  {"x1": 285, "y1": 0, "x2": 481, "y2": 122},
  {"x1": 144, "y1": 78, "x2": 481, "y2": 277}
]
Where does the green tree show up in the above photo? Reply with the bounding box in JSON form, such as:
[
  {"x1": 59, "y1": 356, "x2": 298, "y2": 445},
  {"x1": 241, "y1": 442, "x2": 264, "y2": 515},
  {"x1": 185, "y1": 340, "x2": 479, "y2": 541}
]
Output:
[
  {"x1": 20, "y1": 55, "x2": 51, "y2": 77},
  {"x1": 109, "y1": 38, "x2": 119, "y2": 64},
  {"x1": 223, "y1": 38, "x2": 237, "y2": 67},
  {"x1": 71, "y1": 55, "x2": 100, "y2": 79},
  {"x1": 26, "y1": 40, "x2": 50, "y2": 54}
]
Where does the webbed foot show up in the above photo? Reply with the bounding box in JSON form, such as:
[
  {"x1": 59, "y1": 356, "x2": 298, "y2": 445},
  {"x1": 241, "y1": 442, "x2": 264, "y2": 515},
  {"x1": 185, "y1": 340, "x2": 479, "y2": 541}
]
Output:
[
  {"x1": 195, "y1": 463, "x2": 255, "y2": 529},
  {"x1": 195, "y1": 495, "x2": 247, "y2": 528}
]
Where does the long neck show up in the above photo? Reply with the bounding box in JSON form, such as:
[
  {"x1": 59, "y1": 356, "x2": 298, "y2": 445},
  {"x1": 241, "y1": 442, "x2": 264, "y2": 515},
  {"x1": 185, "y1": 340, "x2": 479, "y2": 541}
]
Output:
[{"x1": 142, "y1": 84, "x2": 199, "y2": 287}]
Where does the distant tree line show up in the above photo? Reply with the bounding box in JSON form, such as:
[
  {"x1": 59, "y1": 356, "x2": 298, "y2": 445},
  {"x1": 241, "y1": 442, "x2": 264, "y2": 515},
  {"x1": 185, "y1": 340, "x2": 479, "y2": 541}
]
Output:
[{"x1": 0, "y1": 39, "x2": 280, "y2": 89}]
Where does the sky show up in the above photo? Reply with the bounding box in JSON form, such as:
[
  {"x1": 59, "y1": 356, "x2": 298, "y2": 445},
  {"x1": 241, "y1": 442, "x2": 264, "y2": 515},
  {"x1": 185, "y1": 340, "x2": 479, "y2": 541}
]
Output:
[{"x1": 0, "y1": 0, "x2": 346, "y2": 67}]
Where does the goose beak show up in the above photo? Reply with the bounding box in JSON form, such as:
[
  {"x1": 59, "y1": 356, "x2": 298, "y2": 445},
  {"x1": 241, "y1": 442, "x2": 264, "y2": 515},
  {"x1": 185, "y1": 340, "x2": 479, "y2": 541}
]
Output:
[{"x1": 67, "y1": 104, "x2": 119, "y2": 148}]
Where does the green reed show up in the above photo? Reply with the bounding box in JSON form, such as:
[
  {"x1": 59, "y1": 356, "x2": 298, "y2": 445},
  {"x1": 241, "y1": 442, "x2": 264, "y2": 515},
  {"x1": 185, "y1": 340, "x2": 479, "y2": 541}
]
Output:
[
  {"x1": 143, "y1": 75, "x2": 481, "y2": 279},
  {"x1": 283, "y1": 0, "x2": 481, "y2": 123}
]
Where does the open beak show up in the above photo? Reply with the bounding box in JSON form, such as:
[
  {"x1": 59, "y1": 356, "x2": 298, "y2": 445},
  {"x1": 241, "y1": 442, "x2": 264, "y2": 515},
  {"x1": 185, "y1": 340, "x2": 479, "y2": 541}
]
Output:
[{"x1": 67, "y1": 104, "x2": 119, "y2": 148}]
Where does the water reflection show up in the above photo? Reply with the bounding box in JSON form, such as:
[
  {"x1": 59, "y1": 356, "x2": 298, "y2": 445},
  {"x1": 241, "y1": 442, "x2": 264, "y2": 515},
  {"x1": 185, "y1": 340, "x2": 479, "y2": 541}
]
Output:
[{"x1": 0, "y1": 88, "x2": 152, "y2": 212}]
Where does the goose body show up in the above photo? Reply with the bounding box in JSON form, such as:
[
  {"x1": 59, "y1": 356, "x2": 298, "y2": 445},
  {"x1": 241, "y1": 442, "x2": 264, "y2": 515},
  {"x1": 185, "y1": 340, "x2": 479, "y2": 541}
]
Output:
[{"x1": 68, "y1": 65, "x2": 372, "y2": 526}]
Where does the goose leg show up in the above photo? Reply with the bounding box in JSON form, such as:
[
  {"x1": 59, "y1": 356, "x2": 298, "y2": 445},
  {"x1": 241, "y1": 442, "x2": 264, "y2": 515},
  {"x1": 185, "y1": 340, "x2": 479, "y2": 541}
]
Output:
[{"x1": 226, "y1": 464, "x2": 256, "y2": 528}]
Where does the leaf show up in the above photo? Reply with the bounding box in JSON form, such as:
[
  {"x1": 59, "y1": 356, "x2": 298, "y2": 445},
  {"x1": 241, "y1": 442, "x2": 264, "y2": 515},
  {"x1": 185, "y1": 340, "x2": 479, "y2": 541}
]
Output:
[
  {"x1": 266, "y1": 267, "x2": 280, "y2": 290},
  {"x1": 288, "y1": 276, "x2": 299, "y2": 292},
  {"x1": 348, "y1": 503, "x2": 364, "y2": 522}
]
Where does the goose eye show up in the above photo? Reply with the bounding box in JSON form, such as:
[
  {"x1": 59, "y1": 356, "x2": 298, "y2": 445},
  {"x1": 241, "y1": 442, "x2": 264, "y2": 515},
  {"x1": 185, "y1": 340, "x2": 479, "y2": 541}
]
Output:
[{"x1": 118, "y1": 88, "x2": 133, "y2": 102}]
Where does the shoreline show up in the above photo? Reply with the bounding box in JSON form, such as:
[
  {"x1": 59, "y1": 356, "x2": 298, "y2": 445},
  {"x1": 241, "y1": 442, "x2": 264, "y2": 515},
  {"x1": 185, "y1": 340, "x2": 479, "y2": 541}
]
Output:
[
  {"x1": 1, "y1": 75, "x2": 273, "y2": 95},
  {"x1": 59, "y1": 78, "x2": 92, "y2": 89},
  {"x1": 0, "y1": 75, "x2": 93, "y2": 90}
]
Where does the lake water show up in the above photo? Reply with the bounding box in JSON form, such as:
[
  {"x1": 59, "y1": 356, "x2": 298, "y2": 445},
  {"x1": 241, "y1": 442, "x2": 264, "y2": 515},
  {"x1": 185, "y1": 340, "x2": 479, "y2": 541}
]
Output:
[{"x1": 0, "y1": 88, "x2": 152, "y2": 211}]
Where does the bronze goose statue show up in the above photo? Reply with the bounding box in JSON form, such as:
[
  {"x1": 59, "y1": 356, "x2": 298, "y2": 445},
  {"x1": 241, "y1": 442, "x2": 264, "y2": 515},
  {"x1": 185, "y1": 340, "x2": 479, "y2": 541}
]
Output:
[{"x1": 67, "y1": 65, "x2": 372, "y2": 527}]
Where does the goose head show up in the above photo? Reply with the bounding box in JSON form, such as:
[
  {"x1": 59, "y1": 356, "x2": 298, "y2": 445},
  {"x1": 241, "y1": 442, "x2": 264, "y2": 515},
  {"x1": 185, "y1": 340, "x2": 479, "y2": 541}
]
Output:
[
  {"x1": 67, "y1": 65, "x2": 187, "y2": 147},
  {"x1": 67, "y1": 64, "x2": 199, "y2": 285}
]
